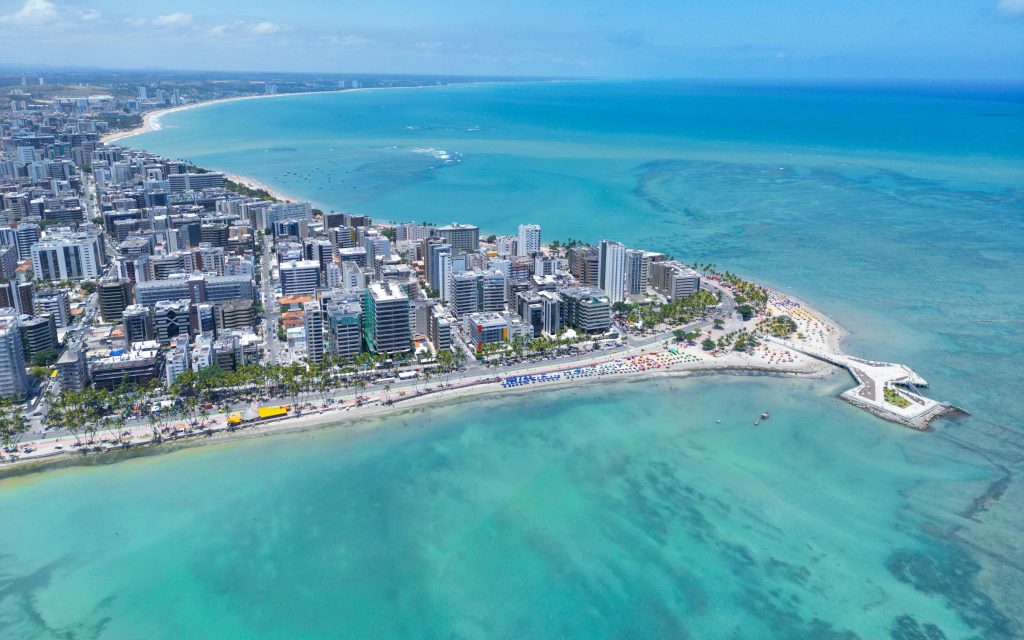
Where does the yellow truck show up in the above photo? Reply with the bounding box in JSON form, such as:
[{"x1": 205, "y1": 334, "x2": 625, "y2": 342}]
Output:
[{"x1": 257, "y1": 405, "x2": 289, "y2": 420}]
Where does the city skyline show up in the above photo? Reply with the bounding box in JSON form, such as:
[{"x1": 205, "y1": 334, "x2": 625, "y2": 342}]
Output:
[{"x1": 0, "y1": 0, "x2": 1022, "y2": 80}]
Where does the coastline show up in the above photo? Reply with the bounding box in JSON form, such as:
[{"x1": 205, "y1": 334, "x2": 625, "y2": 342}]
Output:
[
  {"x1": 101, "y1": 89, "x2": 353, "y2": 144},
  {"x1": 100, "y1": 80, "x2": 500, "y2": 145},
  {"x1": 1, "y1": 291, "x2": 852, "y2": 478},
  {"x1": 0, "y1": 350, "x2": 835, "y2": 480},
  {"x1": 223, "y1": 172, "x2": 301, "y2": 203}
]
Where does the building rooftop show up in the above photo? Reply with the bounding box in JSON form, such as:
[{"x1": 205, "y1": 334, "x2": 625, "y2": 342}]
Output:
[{"x1": 367, "y1": 281, "x2": 408, "y2": 302}]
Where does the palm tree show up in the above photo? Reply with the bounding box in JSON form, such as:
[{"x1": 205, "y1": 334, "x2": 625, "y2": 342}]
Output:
[{"x1": 0, "y1": 398, "x2": 29, "y2": 460}]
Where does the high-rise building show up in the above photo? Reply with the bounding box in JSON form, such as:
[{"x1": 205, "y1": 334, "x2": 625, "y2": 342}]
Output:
[
  {"x1": 568, "y1": 245, "x2": 600, "y2": 286},
  {"x1": 425, "y1": 241, "x2": 452, "y2": 292},
  {"x1": 192, "y1": 243, "x2": 225, "y2": 275},
  {"x1": 165, "y1": 335, "x2": 190, "y2": 386},
  {"x1": 0, "y1": 223, "x2": 40, "y2": 260},
  {"x1": 280, "y1": 260, "x2": 321, "y2": 296},
  {"x1": 122, "y1": 304, "x2": 155, "y2": 345},
  {"x1": 625, "y1": 249, "x2": 647, "y2": 296},
  {"x1": 98, "y1": 278, "x2": 133, "y2": 322},
  {"x1": 517, "y1": 224, "x2": 541, "y2": 256},
  {"x1": 55, "y1": 348, "x2": 89, "y2": 391},
  {"x1": 34, "y1": 289, "x2": 71, "y2": 328},
  {"x1": 31, "y1": 231, "x2": 104, "y2": 281},
  {"x1": 259, "y1": 201, "x2": 313, "y2": 229},
  {"x1": 559, "y1": 287, "x2": 612, "y2": 334},
  {"x1": 152, "y1": 252, "x2": 193, "y2": 279},
  {"x1": 13, "y1": 282, "x2": 34, "y2": 316},
  {"x1": 538, "y1": 290, "x2": 565, "y2": 335},
  {"x1": 598, "y1": 240, "x2": 627, "y2": 303},
  {"x1": 428, "y1": 306, "x2": 451, "y2": 351},
  {"x1": 495, "y1": 235, "x2": 516, "y2": 257},
  {"x1": 0, "y1": 309, "x2": 29, "y2": 398},
  {"x1": 303, "y1": 300, "x2": 326, "y2": 364},
  {"x1": 650, "y1": 261, "x2": 702, "y2": 301},
  {"x1": 479, "y1": 270, "x2": 508, "y2": 312},
  {"x1": 18, "y1": 314, "x2": 57, "y2": 363},
  {"x1": 154, "y1": 300, "x2": 191, "y2": 342},
  {"x1": 0, "y1": 245, "x2": 17, "y2": 280},
  {"x1": 326, "y1": 300, "x2": 363, "y2": 358},
  {"x1": 449, "y1": 271, "x2": 480, "y2": 318},
  {"x1": 363, "y1": 282, "x2": 411, "y2": 354},
  {"x1": 437, "y1": 223, "x2": 480, "y2": 254},
  {"x1": 167, "y1": 172, "x2": 225, "y2": 193}
]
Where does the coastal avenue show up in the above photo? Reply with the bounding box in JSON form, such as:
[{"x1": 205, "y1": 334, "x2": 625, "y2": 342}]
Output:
[
  {"x1": 15, "y1": 282, "x2": 729, "y2": 448},
  {"x1": 8, "y1": 328, "x2": 740, "y2": 463}
]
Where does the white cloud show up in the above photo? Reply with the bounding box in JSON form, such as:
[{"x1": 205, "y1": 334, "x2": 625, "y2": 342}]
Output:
[
  {"x1": 995, "y1": 0, "x2": 1024, "y2": 15},
  {"x1": 250, "y1": 21, "x2": 284, "y2": 35},
  {"x1": 0, "y1": 0, "x2": 57, "y2": 25},
  {"x1": 152, "y1": 12, "x2": 192, "y2": 28},
  {"x1": 80, "y1": 8, "x2": 101, "y2": 21},
  {"x1": 323, "y1": 34, "x2": 372, "y2": 47}
]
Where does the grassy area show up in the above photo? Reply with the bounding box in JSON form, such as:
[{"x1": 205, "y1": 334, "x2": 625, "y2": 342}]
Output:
[
  {"x1": 763, "y1": 315, "x2": 798, "y2": 337},
  {"x1": 884, "y1": 387, "x2": 911, "y2": 408}
]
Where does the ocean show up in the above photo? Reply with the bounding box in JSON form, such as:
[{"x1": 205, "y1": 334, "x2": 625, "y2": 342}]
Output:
[{"x1": 2, "y1": 81, "x2": 1022, "y2": 639}]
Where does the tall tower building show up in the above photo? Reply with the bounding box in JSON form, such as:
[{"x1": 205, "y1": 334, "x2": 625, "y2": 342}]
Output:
[
  {"x1": 0, "y1": 309, "x2": 29, "y2": 398},
  {"x1": 598, "y1": 240, "x2": 627, "y2": 303},
  {"x1": 516, "y1": 224, "x2": 541, "y2": 256},
  {"x1": 98, "y1": 278, "x2": 133, "y2": 322},
  {"x1": 303, "y1": 301, "x2": 326, "y2": 364},
  {"x1": 363, "y1": 282, "x2": 411, "y2": 354}
]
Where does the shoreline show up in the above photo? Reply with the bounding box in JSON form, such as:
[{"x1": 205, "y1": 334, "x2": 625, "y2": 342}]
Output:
[
  {"x1": 100, "y1": 80, "x2": 499, "y2": 145},
  {"x1": 1, "y1": 287, "x2": 854, "y2": 478},
  {"x1": 223, "y1": 172, "x2": 301, "y2": 204},
  {"x1": 0, "y1": 354, "x2": 834, "y2": 480},
  {"x1": 102, "y1": 88, "x2": 356, "y2": 144}
]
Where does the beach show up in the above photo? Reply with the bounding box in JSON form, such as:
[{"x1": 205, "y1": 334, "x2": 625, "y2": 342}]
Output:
[
  {"x1": 2, "y1": 292, "x2": 848, "y2": 476},
  {"x1": 101, "y1": 89, "x2": 355, "y2": 144}
]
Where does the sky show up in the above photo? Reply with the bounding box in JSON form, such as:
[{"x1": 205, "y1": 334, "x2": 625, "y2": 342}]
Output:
[{"x1": 0, "y1": 0, "x2": 1023, "y2": 80}]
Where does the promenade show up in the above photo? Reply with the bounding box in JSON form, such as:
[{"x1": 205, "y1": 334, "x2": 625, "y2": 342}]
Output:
[{"x1": 763, "y1": 336, "x2": 966, "y2": 429}]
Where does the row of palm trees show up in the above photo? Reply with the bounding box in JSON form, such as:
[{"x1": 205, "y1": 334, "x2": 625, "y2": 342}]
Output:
[
  {"x1": 0, "y1": 397, "x2": 29, "y2": 457},
  {"x1": 39, "y1": 350, "x2": 468, "y2": 447}
]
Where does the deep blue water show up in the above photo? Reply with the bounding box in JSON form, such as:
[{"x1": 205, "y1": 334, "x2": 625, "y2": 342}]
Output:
[{"x1": 1, "y1": 81, "x2": 1022, "y2": 639}]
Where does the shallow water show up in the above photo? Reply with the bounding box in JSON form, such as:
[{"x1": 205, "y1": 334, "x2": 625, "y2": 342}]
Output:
[{"x1": 2, "y1": 81, "x2": 1022, "y2": 638}]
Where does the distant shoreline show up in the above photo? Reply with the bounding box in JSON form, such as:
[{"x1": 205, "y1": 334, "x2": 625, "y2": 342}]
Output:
[
  {"x1": 100, "y1": 81, "x2": 500, "y2": 145},
  {"x1": 99, "y1": 82, "x2": 491, "y2": 207},
  {"x1": 101, "y1": 88, "x2": 354, "y2": 144}
]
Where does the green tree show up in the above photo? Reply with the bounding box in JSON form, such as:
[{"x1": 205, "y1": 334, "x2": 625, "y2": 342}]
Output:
[
  {"x1": 0, "y1": 398, "x2": 29, "y2": 456},
  {"x1": 701, "y1": 338, "x2": 716, "y2": 351},
  {"x1": 31, "y1": 349, "x2": 59, "y2": 367}
]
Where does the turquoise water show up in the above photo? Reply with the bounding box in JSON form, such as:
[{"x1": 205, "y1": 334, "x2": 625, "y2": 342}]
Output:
[{"x1": 2, "y1": 81, "x2": 1023, "y2": 638}]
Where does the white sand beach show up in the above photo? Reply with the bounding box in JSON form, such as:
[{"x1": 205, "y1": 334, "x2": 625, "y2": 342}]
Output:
[{"x1": 1, "y1": 294, "x2": 850, "y2": 475}]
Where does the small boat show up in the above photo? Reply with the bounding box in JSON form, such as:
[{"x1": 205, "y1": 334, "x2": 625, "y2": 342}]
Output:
[
  {"x1": 753, "y1": 420, "x2": 760, "y2": 426},
  {"x1": 760, "y1": 411, "x2": 771, "y2": 420}
]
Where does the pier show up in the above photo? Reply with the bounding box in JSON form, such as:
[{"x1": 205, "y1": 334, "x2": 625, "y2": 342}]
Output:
[{"x1": 764, "y1": 336, "x2": 966, "y2": 430}]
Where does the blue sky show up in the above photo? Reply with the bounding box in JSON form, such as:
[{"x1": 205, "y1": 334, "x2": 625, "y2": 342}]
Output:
[{"x1": 1, "y1": 0, "x2": 1023, "y2": 79}]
